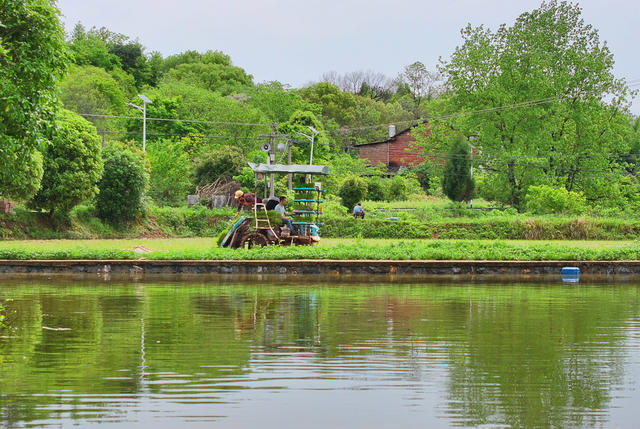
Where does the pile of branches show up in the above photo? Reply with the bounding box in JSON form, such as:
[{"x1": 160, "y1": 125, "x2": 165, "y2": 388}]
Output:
[{"x1": 196, "y1": 178, "x2": 241, "y2": 200}]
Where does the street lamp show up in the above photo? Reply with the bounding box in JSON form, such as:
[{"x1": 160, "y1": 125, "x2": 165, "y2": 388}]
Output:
[
  {"x1": 297, "y1": 126, "x2": 319, "y2": 165},
  {"x1": 468, "y1": 135, "x2": 479, "y2": 209},
  {"x1": 126, "y1": 94, "x2": 152, "y2": 152}
]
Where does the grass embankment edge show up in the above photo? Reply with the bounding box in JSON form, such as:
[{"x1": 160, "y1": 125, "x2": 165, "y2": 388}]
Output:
[{"x1": 2, "y1": 240, "x2": 640, "y2": 261}]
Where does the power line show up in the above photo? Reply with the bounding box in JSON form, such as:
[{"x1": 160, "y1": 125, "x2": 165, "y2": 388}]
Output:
[
  {"x1": 82, "y1": 78, "x2": 640, "y2": 138},
  {"x1": 80, "y1": 113, "x2": 272, "y2": 127},
  {"x1": 97, "y1": 130, "x2": 291, "y2": 140},
  {"x1": 376, "y1": 149, "x2": 634, "y2": 177}
]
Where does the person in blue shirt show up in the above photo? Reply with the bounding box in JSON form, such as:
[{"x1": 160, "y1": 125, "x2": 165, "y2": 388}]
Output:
[
  {"x1": 274, "y1": 196, "x2": 294, "y2": 231},
  {"x1": 353, "y1": 202, "x2": 365, "y2": 219}
]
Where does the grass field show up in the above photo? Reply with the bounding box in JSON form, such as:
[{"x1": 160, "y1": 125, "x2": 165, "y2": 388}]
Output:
[{"x1": 0, "y1": 237, "x2": 638, "y2": 261}]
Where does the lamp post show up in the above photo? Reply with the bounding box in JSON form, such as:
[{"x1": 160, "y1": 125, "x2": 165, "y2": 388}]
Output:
[
  {"x1": 126, "y1": 94, "x2": 152, "y2": 152},
  {"x1": 468, "y1": 135, "x2": 479, "y2": 209},
  {"x1": 296, "y1": 126, "x2": 319, "y2": 165}
]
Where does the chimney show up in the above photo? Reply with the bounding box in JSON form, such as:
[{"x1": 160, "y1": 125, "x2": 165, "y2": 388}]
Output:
[{"x1": 388, "y1": 124, "x2": 396, "y2": 138}]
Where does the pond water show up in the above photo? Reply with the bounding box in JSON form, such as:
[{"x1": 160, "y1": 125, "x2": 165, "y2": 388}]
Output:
[{"x1": 0, "y1": 277, "x2": 639, "y2": 428}]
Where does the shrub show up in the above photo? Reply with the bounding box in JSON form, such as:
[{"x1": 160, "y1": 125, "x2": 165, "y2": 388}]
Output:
[
  {"x1": 442, "y1": 134, "x2": 474, "y2": 202},
  {"x1": 385, "y1": 175, "x2": 409, "y2": 201},
  {"x1": 338, "y1": 175, "x2": 368, "y2": 209},
  {"x1": 525, "y1": 185, "x2": 586, "y2": 215},
  {"x1": 96, "y1": 143, "x2": 149, "y2": 223},
  {"x1": 30, "y1": 110, "x2": 104, "y2": 217},
  {"x1": 365, "y1": 177, "x2": 385, "y2": 201},
  {"x1": 411, "y1": 162, "x2": 432, "y2": 193}
]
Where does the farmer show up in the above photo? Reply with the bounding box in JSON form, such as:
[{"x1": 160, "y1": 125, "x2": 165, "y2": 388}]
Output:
[
  {"x1": 353, "y1": 202, "x2": 365, "y2": 219},
  {"x1": 274, "y1": 196, "x2": 294, "y2": 231},
  {"x1": 235, "y1": 190, "x2": 262, "y2": 215}
]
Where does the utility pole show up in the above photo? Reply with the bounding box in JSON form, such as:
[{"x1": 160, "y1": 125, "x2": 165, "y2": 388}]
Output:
[
  {"x1": 288, "y1": 140, "x2": 292, "y2": 191},
  {"x1": 269, "y1": 123, "x2": 276, "y2": 198}
]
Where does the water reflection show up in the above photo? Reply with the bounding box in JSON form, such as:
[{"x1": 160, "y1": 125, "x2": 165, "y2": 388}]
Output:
[{"x1": 0, "y1": 279, "x2": 638, "y2": 428}]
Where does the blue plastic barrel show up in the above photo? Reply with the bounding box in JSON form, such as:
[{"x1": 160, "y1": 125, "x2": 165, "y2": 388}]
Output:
[{"x1": 561, "y1": 267, "x2": 580, "y2": 283}]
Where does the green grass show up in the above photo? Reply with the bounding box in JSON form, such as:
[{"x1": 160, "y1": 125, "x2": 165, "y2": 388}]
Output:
[{"x1": 1, "y1": 238, "x2": 639, "y2": 261}]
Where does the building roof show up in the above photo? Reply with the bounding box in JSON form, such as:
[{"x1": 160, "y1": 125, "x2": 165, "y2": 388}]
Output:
[
  {"x1": 354, "y1": 123, "x2": 420, "y2": 147},
  {"x1": 247, "y1": 162, "x2": 330, "y2": 175}
]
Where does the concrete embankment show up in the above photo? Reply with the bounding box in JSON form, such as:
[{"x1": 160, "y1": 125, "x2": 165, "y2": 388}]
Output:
[{"x1": 1, "y1": 259, "x2": 640, "y2": 276}]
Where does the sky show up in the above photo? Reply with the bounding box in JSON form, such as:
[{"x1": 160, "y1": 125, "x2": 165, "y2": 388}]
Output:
[{"x1": 56, "y1": 0, "x2": 640, "y2": 114}]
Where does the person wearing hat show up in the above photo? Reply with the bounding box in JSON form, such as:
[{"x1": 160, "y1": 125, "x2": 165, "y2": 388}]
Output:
[{"x1": 235, "y1": 190, "x2": 262, "y2": 215}]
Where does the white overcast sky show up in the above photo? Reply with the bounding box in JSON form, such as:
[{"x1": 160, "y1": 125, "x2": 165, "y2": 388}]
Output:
[{"x1": 56, "y1": 0, "x2": 640, "y2": 114}]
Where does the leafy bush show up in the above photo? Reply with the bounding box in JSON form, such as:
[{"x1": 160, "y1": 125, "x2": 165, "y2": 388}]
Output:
[
  {"x1": 147, "y1": 139, "x2": 193, "y2": 206},
  {"x1": 96, "y1": 143, "x2": 149, "y2": 223},
  {"x1": 338, "y1": 175, "x2": 368, "y2": 209},
  {"x1": 386, "y1": 175, "x2": 417, "y2": 201},
  {"x1": 411, "y1": 162, "x2": 432, "y2": 193},
  {"x1": 30, "y1": 110, "x2": 104, "y2": 217},
  {"x1": 525, "y1": 185, "x2": 586, "y2": 215},
  {"x1": 193, "y1": 145, "x2": 245, "y2": 186},
  {"x1": 365, "y1": 177, "x2": 385, "y2": 201}
]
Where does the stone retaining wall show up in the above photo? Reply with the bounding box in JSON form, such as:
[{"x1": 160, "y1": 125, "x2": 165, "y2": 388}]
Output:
[{"x1": 1, "y1": 259, "x2": 640, "y2": 276}]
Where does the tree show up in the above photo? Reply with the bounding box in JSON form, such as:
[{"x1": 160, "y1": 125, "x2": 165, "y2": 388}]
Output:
[
  {"x1": 300, "y1": 82, "x2": 358, "y2": 126},
  {"x1": 440, "y1": 1, "x2": 632, "y2": 209},
  {"x1": 61, "y1": 65, "x2": 129, "y2": 131},
  {"x1": 147, "y1": 139, "x2": 193, "y2": 206},
  {"x1": 145, "y1": 81, "x2": 268, "y2": 154},
  {"x1": 277, "y1": 110, "x2": 331, "y2": 163},
  {"x1": 396, "y1": 61, "x2": 443, "y2": 116},
  {"x1": 247, "y1": 81, "x2": 321, "y2": 123},
  {"x1": 0, "y1": 0, "x2": 70, "y2": 201},
  {"x1": 161, "y1": 61, "x2": 253, "y2": 96},
  {"x1": 30, "y1": 110, "x2": 104, "y2": 217},
  {"x1": 96, "y1": 143, "x2": 149, "y2": 223},
  {"x1": 338, "y1": 175, "x2": 368, "y2": 210},
  {"x1": 193, "y1": 145, "x2": 245, "y2": 186},
  {"x1": 442, "y1": 134, "x2": 474, "y2": 202},
  {"x1": 319, "y1": 69, "x2": 393, "y2": 98},
  {"x1": 67, "y1": 23, "x2": 121, "y2": 70}
]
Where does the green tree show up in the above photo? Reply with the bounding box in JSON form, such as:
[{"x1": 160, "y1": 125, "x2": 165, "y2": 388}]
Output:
[
  {"x1": 96, "y1": 143, "x2": 149, "y2": 223},
  {"x1": 161, "y1": 61, "x2": 253, "y2": 96},
  {"x1": 300, "y1": 82, "x2": 358, "y2": 126},
  {"x1": 0, "y1": 0, "x2": 70, "y2": 201},
  {"x1": 67, "y1": 23, "x2": 121, "y2": 70},
  {"x1": 193, "y1": 145, "x2": 245, "y2": 186},
  {"x1": 440, "y1": 1, "x2": 632, "y2": 209},
  {"x1": 395, "y1": 61, "x2": 442, "y2": 117},
  {"x1": 277, "y1": 110, "x2": 330, "y2": 164},
  {"x1": 338, "y1": 175, "x2": 368, "y2": 210},
  {"x1": 61, "y1": 65, "x2": 129, "y2": 133},
  {"x1": 442, "y1": 134, "x2": 474, "y2": 202},
  {"x1": 30, "y1": 110, "x2": 104, "y2": 217},
  {"x1": 145, "y1": 81, "x2": 268, "y2": 154},
  {"x1": 247, "y1": 81, "x2": 321, "y2": 123},
  {"x1": 147, "y1": 139, "x2": 193, "y2": 206}
]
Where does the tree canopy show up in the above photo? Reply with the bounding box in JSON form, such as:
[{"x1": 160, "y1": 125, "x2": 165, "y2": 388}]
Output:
[
  {"x1": 30, "y1": 110, "x2": 104, "y2": 217},
  {"x1": 438, "y1": 0, "x2": 632, "y2": 208},
  {"x1": 0, "y1": 0, "x2": 70, "y2": 201}
]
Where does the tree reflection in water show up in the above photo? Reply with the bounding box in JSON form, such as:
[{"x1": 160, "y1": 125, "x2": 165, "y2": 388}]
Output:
[{"x1": 0, "y1": 280, "x2": 637, "y2": 428}]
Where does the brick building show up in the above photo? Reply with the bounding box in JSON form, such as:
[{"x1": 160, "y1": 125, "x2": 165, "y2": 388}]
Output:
[{"x1": 356, "y1": 125, "x2": 425, "y2": 172}]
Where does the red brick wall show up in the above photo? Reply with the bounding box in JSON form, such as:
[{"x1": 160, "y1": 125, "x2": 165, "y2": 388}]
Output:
[
  {"x1": 388, "y1": 133, "x2": 422, "y2": 166},
  {"x1": 358, "y1": 143, "x2": 388, "y2": 167},
  {"x1": 358, "y1": 131, "x2": 423, "y2": 168}
]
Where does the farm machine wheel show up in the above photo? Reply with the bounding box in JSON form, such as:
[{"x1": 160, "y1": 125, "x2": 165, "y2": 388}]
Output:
[{"x1": 239, "y1": 232, "x2": 270, "y2": 249}]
